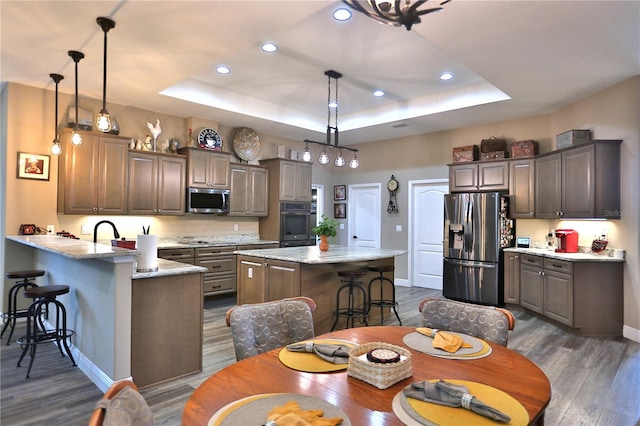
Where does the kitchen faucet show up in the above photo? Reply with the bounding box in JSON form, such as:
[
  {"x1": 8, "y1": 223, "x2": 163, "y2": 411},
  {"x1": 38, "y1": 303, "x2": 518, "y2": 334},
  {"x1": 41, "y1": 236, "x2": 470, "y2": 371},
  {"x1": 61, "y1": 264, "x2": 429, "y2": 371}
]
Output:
[{"x1": 93, "y1": 220, "x2": 120, "y2": 243}]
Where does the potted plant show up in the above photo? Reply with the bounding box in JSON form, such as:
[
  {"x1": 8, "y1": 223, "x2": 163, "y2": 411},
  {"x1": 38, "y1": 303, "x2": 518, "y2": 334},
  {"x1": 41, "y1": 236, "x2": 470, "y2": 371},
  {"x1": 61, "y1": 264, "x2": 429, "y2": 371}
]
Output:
[{"x1": 312, "y1": 214, "x2": 338, "y2": 251}]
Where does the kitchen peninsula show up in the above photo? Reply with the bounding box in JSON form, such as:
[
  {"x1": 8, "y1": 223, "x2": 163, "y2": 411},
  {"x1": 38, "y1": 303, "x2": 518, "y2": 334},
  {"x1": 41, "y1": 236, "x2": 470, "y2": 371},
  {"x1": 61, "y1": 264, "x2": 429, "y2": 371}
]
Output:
[
  {"x1": 235, "y1": 245, "x2": 408, "y2": 333},
  {"x1": 5, "y1": 235, "x2": 206, "y2": 391}
]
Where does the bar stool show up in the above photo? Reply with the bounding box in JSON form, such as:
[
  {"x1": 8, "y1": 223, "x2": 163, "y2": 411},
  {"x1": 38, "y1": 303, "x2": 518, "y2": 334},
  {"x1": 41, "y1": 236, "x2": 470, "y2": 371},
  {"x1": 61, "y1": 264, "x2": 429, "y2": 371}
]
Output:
[
  {"x1": 367, "y1": 265, "x2": 402, "y2": 325},
  {"x1": 16, "y1": 285, "x2": 76, "y2": 378},
  {"x1": 331, "y1": 270, "x2": 369, "y2": 331},
  {"x1": 1, "y1": 270, "x2": 45, "y2": 345}
]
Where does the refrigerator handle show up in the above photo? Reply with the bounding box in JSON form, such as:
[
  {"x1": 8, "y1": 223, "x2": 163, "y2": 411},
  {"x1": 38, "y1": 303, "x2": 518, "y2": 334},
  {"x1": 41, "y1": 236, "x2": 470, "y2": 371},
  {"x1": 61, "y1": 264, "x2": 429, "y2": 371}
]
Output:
[
  {"x1": 464, "y1": 196, "x2": 474, "y2": 251},
  {"x1": 446, "y1": 259, "x2": 497, "y2": 269}
]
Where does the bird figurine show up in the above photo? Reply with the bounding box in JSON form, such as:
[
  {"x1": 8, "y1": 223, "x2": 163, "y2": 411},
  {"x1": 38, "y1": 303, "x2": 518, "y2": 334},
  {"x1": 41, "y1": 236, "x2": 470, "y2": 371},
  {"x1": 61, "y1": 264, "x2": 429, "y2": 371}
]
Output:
[{"x1": 146, "y1": 119, "x2": 162, "y2": 152}]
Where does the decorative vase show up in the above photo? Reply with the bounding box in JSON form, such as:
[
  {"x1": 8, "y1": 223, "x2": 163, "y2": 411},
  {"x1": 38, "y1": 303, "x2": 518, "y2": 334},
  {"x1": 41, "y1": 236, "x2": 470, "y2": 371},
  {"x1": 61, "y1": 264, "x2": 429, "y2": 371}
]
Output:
[{"x1": 319, "y1": 235, "x2": 329, "y2": 251}]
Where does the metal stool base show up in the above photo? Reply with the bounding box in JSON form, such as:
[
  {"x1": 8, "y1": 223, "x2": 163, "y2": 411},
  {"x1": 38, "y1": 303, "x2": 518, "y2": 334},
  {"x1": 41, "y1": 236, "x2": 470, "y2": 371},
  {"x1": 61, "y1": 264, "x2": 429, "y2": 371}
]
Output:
[{"x1": 368, "y1": 269, "x2": 402, "y2": 325}]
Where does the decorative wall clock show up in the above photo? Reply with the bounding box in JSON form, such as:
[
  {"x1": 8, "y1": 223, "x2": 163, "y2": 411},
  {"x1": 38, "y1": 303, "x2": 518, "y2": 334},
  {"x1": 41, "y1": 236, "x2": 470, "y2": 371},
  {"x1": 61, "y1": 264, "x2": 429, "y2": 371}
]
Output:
[{"x1": 387, "y1": 175, "x2": 399, "y2": 214}]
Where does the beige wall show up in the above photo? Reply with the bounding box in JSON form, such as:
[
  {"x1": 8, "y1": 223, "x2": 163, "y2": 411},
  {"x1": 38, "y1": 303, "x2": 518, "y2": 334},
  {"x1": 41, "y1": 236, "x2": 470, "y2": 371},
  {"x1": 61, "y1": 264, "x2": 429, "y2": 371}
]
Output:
[{"x1": 2, "y1": 76, "x2": 639, "y2": 337}]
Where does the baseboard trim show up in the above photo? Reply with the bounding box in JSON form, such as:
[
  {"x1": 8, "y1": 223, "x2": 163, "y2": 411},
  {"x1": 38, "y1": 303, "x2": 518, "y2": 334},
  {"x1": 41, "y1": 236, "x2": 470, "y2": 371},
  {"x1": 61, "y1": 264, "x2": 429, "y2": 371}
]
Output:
[
  {"x1": 622, "y1": 325, "x2": 640, "y2": 343},
  {"x1": 395, "y1": 277, "x2": 410, "y2": 287}
]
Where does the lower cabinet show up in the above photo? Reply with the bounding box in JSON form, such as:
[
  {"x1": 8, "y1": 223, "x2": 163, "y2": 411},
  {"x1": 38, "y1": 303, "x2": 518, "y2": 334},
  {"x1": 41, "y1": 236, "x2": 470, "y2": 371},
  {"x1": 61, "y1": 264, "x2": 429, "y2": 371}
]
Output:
[
  {"x1": 518, "y1": 253, "x2": 621, "y2": 335},
  {"x1": 195, "y1": 246, "x2": 237, "y2": 296},
  {"x1": 237, "y1": 255, "x2": 300, "y2": 305},
  {"x1": 503, "y1": 252, "x2": 521, "y2": 304},
  {"x1": 157, "y1": 248, "x2": 195, "y2": 264}
]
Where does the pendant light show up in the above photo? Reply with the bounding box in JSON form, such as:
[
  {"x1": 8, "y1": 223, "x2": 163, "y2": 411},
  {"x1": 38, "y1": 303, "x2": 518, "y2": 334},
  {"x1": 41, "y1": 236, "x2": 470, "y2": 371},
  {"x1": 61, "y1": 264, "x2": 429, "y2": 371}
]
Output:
[
  {"x1": 96, "y1": 17, "x2": 115, "y2": 133},
  {"x1": 49, "y1": 73, "x2": 64, "y2": 155},
  {"x1": 349, "y1": 152, "x2": 360, "y2": 169},
  {"x1": 68, "y1": 50, "x2": 84, "y2": 146},
  {"x1": 334, "y1": 149, "x2": 346, "y2": 167},
  {"x1": 302, "y1": 141, "x2": 312, "y2": 162}
]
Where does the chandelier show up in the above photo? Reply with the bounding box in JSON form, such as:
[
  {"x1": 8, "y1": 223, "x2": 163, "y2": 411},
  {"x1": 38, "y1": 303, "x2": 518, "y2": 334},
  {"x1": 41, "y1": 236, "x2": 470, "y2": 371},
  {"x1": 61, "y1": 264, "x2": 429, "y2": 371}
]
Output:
[
  {"x1": 342, "y1": 0, "x2": 451, "y2": 31},
  {"x1": 303, "y1": 70, "x2": 359, "y2": 169}
]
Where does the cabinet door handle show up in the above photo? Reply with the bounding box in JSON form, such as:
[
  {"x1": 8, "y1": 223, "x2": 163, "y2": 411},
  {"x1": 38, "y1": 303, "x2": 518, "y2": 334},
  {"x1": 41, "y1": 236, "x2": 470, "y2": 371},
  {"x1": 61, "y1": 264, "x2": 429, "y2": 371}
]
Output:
[
  {"x1": 93, "y1": 207, "x2": 98, "y2": 212},
  {"x1": 211, "y1": 265, "x2": 222, "y2": 269},
  {"x1": 552, "y1": 263, "x2": 563, "y2": 268},
  {"x1": 514, "y1": 256, "x2": 519, "y2": 259}
]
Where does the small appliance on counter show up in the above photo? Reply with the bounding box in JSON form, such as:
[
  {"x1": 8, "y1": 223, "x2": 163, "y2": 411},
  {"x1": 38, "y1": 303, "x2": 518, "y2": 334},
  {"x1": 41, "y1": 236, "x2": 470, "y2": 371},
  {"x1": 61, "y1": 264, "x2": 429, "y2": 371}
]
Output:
[{"x1": 555, "y1": 229, "x2": 578, "y2": 253}]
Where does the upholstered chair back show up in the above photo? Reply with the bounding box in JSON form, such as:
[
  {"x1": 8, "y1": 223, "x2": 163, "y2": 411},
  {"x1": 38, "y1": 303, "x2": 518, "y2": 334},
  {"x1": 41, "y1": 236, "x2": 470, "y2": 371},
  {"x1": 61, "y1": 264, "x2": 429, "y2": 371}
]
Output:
[
  {"x1": 418, "y1": 297, "x2": 515, "y2": 346},
  {"x1": 226, "y1": 297, "x2": 316, "y2": 361}
]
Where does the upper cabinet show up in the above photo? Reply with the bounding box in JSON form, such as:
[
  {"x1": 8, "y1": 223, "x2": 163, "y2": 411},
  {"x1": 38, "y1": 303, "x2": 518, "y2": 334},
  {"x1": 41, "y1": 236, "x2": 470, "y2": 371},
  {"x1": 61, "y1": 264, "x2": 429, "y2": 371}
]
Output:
[
  {"x1": 229, "y1": 163, "x2": 269, "y2": 216},
  {"x1": 535, "y1": 140, "x2": 621, "y2": 219},
  {"x1": 128, "y1": 151, "x2": 186, "y2": 215},
  {"x1": 178, "y1": 147, "x2": 231, "y2": 189},
  {"x1": 509, "y1": 159, "x2": 535, "y2": 218},
  {"x1": 57, "y1": 129, "x2": 129, "y2": 215},
  {"x1": 261, "y1": 159, "x2": 312, "y2": 202},
  {"x1": 449, "y1": 160, "x2": 509, "y2": 192}
]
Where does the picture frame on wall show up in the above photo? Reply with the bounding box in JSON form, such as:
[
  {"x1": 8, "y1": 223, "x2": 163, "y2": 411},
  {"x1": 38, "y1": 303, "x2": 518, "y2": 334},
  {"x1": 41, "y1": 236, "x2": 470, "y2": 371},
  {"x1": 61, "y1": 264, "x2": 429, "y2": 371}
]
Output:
[
  {"x1": 334, "y1": 185, "x2": 346, "y2": 201},
  {"x1": 17, "y1": 152, "x2": 50, "y2": 181},
  {"x1": 334, "y1": 203, "x2": 346, "y2": 219}
]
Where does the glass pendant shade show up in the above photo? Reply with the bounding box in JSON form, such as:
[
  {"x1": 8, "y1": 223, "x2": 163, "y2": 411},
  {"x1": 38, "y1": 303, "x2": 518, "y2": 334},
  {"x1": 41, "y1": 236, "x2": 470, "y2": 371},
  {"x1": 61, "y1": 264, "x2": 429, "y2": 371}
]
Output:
[
  {"x1": 318, "y1": 149, "x2": 330, "y2": 165},
  {"x1": 302, "y1": 144, "x2": 312, "y2": 162},
  {"x1": 349, "y1": 153, "x2": 360, "y2": 169},
  {"x1": 51, "y1": 141, "x2": 62, "y2": 155},
  {"x1": 334, "y1": 150, "x2": 346, "y2": 167},
  {"x1": 96, "y1": 17, "x2": 115, "y2": 133},
  {"x1": 49, "y1": 73, "x2": 64, "y2": 156},
  {"x1": 71, "y1": 132, "x2": 83, "y2": 146}
]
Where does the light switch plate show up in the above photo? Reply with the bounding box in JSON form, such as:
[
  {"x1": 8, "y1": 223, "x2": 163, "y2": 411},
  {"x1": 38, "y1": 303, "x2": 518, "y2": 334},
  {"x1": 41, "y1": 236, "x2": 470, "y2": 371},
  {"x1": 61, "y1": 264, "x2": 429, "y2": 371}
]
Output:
[
  {"x1": 81, "y1": 224, "x2": 92, "y2": 235},
  {"x1": 395, "y1": 225, "x2": 402, "y2": 232}
]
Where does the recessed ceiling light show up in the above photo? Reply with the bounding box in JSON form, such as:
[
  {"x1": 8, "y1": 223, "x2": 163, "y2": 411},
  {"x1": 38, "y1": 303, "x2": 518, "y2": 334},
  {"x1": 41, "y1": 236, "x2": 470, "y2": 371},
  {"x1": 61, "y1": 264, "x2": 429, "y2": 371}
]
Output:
[
  {"x1": 328, "y1": 101, "x2": 338, "y2": 108},
  {"x1": 333, "y1": 8, "x2": 352, "y2": 21},
  {"x1": 216, "y1": 65, "x2": 231, "y2": 74},
  {"x1": 373, "y1": 89, "x2": 385, "y2": 97},
  {"x1": 440, "y1": 72, "x2": 453, "y2": 81},
  {"x1": 261, "y1": 42, "x2": 278, "y2": 53}
]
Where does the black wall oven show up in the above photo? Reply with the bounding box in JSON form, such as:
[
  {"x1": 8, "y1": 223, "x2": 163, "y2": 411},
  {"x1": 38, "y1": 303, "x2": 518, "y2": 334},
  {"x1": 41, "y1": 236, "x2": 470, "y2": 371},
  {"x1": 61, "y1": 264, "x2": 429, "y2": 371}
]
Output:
[{"x1": 280, "y1": 202, "x2": 312, "y2": 246}]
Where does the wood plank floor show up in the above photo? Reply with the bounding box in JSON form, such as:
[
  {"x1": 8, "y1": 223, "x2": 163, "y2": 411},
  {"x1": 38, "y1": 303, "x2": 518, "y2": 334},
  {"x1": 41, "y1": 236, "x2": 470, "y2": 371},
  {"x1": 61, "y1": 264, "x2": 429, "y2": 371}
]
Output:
[{"x1": 2, "y1": 287, "x2": 639, "y2": 425}]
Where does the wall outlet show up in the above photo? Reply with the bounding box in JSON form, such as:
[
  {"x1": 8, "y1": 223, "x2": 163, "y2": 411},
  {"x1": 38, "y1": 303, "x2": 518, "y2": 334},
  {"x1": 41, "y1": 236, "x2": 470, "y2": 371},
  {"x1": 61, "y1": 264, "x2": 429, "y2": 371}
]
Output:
[
  {"x1": 233, "y1": 223, "x2": 239, "y2": 231},
  {"x1": 339, "y1": 223, "x2": 345, "y2": 230},
  {"x1": 395, "y1": 225, "x2": 402, "y2": 232},
  {"x1": 46, "y1": 225, "x2": 54, "y2": 234},
  {"x1": 81, "y1": 224, "x2": 92, "y2": 235}
]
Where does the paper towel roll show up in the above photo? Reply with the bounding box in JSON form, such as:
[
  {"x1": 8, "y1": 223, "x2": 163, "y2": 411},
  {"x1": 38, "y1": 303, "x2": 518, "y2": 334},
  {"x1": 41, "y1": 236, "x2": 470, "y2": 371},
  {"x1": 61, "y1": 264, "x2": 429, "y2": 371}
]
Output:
[{"x1": 136, "y1": 234, "x2": 158, "y2": 272}]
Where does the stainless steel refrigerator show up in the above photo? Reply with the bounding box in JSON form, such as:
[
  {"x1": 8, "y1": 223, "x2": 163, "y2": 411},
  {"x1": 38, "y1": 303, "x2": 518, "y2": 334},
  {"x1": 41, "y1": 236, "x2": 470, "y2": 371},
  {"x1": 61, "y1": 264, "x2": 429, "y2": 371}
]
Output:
[{"x1": 443, "y1": 192, "x2": 514, "y2": 306}]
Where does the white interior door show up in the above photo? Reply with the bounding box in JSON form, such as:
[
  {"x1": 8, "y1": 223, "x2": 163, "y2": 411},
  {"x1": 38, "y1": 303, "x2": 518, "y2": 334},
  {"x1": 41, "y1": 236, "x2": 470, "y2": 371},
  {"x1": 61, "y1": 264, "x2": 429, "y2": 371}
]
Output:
[
  {"x1": 409, "y1": 180, "x2": 448, "y2": 289},
  {"x1": 348, "y1": 184, "x2": 381, "y2": 248}
]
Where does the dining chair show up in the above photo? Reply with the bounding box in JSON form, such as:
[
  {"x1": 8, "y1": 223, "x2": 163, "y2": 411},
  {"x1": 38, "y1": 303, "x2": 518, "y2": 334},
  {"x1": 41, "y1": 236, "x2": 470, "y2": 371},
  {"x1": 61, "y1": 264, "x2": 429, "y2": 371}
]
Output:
[
  {"x1": 418, "y1": 297, "x2": 515, "y2": 346},
  {"x1": 225, "y1": 296, "x2": 317, "y2": 361},
  {"x1": 88, "y1": 379, "x2": 155, "y2": 426}
]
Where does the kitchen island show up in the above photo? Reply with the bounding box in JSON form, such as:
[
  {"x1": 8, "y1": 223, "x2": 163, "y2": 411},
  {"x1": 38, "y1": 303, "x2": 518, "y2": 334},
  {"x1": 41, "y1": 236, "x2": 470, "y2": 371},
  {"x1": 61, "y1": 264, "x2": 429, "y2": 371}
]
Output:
[
  {"x1": 235, "y1": 245, "x2": 408, "y2": 333},
  {"x1": 5, "y1": 235, "x2": 205, "y2": 390}
]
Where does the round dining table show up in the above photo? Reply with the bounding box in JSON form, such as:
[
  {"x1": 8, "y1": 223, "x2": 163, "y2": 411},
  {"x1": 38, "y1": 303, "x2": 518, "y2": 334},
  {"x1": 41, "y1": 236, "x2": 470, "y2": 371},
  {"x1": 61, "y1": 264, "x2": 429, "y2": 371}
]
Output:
[{"x1": 182, "y1": 326, "x2": 551, "y2": 425}]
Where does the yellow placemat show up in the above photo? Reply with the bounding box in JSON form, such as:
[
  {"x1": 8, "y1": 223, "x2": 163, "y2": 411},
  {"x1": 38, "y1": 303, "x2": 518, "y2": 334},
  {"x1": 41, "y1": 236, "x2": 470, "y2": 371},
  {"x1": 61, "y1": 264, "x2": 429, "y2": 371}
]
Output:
[
  {"x1": 403, "y1": 332, "x2": 493, "y2": 360},
  {"x1": 208, "y1": 393, "x2": 351, "y2": 426},
  {"x1": 278, "y1": 339, "x2": 357, "y2": 372},
  {"x1": 392, "y1": 380, "x2": 529, "y2": 426}
]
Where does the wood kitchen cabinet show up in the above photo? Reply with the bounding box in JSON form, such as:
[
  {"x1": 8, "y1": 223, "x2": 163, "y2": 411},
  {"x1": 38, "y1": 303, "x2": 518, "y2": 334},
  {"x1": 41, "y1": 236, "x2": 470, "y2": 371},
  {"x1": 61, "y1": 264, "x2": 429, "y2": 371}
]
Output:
[
  {"x1": 127, "y1": 151, "x2": 186, "y2": 215},
  {"x1": 157, "y1": 247, "x2": 194, "y2": 264},
  {"x1": 57, "y1": 129, "x2": 129, "y2": 215},
  {"x1": 237, "y1": 255, "x2": 300, "y2": 305},
  {"x1": 518, "y1": 252, "x2": 622, "y2": 335},
  {"x1": 195, "y1": 246, "x2": 237, "y2": 296},
  {"x1": 448, "y1": 160, "x2": 508, "y2": 192},
  {"x1": 508, "y1": 159, "x2": 535, "y2": 218},
  {"x1": 229, "y1": 163, "x2": 269, "y2": 216},
  {"x1": 178, "y1": 147, "x2": 231, "y2": 189},
  {"x1": 503, "y1": 252, "x2": 521, "y2": 304},
  {"x1": 535, "y1": 140, "x2": 621, "y2": 219},
  {"x1": 262, "y1": 158, "x2": 312, "y2": 201}
]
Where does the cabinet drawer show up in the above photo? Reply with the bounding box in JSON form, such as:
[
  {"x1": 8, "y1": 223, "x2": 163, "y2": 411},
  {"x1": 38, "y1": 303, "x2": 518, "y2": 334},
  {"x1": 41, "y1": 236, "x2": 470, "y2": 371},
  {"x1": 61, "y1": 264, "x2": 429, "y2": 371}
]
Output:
[
  {"x1": 521, "y1": 254, "x2": 543, "y2": 268},
  {"x1": 543, "y1": 258, "x2": 573, "y2": 274},
  {"x1": 195, "y1": 255, "x2": 237, "y2": 275},
  {"x1": 237, "y1": 243, "x2": 279, "y2": 250},
  {"x1": 158, "y1": 248, "x2": 195, "y2": 261},
  {"x1": 203, "y1": 274, "x2": 236, "y2": 295},
  {"x1": 195, "y1": 246, "x2": 236, "y2": 256}
]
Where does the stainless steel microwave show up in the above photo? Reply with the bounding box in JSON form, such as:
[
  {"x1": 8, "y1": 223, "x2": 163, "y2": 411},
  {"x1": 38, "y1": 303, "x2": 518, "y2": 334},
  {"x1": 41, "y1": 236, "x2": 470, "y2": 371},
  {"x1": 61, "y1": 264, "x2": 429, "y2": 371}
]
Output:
[{"x1": 186, "y1": 187, "x2": 229, "y2": 214}]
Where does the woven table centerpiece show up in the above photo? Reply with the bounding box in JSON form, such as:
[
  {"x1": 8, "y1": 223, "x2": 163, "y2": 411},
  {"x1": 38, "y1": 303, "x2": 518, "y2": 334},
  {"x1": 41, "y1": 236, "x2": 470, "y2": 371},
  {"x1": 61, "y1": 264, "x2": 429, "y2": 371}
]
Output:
[{"x1": 347, "y1": 342, "x2": 412, "y2": 389}]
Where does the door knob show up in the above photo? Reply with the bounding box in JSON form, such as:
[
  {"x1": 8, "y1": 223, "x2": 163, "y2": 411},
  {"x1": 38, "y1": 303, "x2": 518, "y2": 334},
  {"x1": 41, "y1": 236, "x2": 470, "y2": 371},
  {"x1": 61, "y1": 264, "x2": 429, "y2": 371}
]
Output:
[{"x1": 352, "y1": 235, "x2": 358, "y2": 239}]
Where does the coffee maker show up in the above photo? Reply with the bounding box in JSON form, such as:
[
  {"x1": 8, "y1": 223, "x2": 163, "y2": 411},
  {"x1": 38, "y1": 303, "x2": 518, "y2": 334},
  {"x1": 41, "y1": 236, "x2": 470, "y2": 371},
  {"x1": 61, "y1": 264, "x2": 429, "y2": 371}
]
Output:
[{"x1": 555, "y1": 229, "x2": 578, "y2": 253}]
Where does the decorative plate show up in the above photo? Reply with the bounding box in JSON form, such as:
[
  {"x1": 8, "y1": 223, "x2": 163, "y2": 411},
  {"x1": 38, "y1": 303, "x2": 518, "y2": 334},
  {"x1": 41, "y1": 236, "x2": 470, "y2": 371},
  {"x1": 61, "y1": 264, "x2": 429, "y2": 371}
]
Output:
[
  {"x1": 198, "y1": 128, "x2": 223, "y2": 151},
  {"x1": 232, "y1": 128, "x2": 261, "y2": 161}
]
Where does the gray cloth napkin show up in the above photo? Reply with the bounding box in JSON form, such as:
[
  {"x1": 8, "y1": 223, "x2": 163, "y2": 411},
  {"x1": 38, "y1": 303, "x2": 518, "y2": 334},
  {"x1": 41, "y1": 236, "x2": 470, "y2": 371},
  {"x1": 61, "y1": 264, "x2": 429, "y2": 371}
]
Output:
[
  {"x1": 402, "y1": 380, "x2": 511, "y2": 423},
  {"x1": 285, "y1": 342, "x2": 350, "y2": 364}
]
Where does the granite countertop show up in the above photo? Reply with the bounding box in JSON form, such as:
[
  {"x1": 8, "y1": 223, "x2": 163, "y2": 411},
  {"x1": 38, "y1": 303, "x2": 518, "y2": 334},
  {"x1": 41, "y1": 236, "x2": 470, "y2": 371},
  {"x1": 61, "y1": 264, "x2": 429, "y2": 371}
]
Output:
[
  {"x1": 234, "y1": 245, "x2": 408, "y2": 264},
  {"x1": 7, "y1": 235, "x2": 137, "y2": 260},
  {"x1": 504, "y1": 247, "x2": 625, "y2": 262},
  {"x1": 132, "y1": 258, "x2": 206, "y2": 280},
  {"x1": 157, "y1": 236, "x2": 279, "y2": 249}
]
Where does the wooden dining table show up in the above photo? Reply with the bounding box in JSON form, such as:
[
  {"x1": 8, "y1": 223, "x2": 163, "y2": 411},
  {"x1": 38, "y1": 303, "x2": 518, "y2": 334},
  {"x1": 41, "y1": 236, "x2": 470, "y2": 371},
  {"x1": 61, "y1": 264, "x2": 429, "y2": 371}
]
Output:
[{"x1": 182, "y1": 326, "x2": 551, "y2": 425}]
